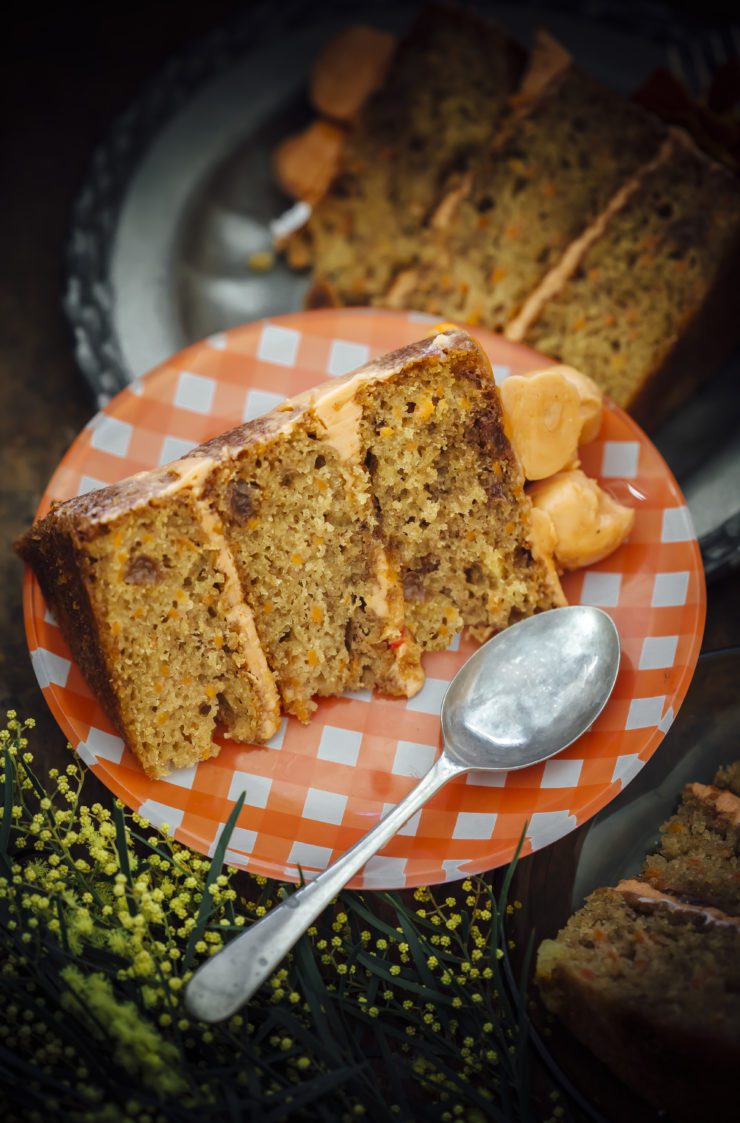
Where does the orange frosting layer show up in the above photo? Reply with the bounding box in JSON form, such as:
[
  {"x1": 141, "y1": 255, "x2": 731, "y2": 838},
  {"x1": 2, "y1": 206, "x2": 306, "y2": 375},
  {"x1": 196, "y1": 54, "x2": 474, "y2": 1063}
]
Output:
[
  {"x1": 689, "y1": 783, "x2": 740, "y2": 828},
  {"x1": 615, "y1": 878, "x2": 740, "y2": 929}
]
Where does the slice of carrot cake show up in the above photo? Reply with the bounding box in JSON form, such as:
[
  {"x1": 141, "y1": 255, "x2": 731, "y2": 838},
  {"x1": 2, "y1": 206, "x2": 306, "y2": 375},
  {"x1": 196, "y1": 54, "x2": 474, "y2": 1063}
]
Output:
[
  {"x1": 17, "y1": 329, "x2": 561, "y2": 777},
  {"x1": 639, "y1": 774, "x2": 740, "y2": 916},
  {"x1": 536, "y1": 763, "x2": 740, "y2": 1122},
  {"x1": 17, "y1": 468, "x2": 282, "y2": 779}
]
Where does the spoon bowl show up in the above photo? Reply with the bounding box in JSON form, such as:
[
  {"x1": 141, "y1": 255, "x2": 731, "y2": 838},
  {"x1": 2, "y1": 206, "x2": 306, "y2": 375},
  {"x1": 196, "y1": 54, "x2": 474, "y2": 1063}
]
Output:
[
  {"x1": 185, "y1": 605, "x2": 620, "y2": 1023},
  {"x1": 442, "y1": 606, "x2": 620, "y2": 771}
]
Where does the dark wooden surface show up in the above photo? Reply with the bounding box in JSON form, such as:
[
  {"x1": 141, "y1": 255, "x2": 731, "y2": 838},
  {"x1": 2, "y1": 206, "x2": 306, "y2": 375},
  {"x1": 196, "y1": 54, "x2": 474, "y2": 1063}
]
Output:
[
  {"x1": 2, "y1": 2, "x2": 740, "y2": 773},
  {"x1": 1, "y1": 3, "x2": 249, "y2": 766}
]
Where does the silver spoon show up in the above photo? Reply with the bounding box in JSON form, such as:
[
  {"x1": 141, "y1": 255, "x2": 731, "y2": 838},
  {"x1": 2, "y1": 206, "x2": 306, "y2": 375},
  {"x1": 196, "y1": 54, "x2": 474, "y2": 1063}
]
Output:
[{"x1": 185, "y1": 605, "x2": 620, "y2": 1023}]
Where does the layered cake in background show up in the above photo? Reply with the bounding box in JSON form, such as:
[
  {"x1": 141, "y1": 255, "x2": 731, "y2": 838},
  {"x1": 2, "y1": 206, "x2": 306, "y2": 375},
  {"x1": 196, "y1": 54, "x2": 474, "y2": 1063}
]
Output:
[
  {"x1": 277, "y1": 6, "x2": 740, "y2": 429},
  {"x1": 281, "y1": 6, "x2": 528, "y2": 304},
  {"x1": 283, "y1": 6, "x2": 526, "y2": 303},
  {"x1": 536, "y1": 763, "x2": 740, "y2": 1122},
  {"x1": 19, "y1": 329, "x2": 595, "y2": 779},
  {"x1": 380, "y1": 59, "x2": 668, "y2": 330},
  {"x1": 516, "y1": 129, "x2": 740, "y2": 424}
]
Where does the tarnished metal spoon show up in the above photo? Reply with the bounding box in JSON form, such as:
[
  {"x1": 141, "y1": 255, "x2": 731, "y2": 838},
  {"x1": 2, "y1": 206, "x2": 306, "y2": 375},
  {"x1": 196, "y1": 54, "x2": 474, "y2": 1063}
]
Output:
[{"x1": 185, "y1": 605, "x2": 620, "y2": 1022}]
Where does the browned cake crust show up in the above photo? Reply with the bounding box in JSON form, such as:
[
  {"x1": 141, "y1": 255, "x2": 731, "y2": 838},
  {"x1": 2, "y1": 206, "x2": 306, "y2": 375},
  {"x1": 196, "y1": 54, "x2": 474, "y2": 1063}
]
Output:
[{"x1": 18, "y1": 329, "x2": 561, "y2": 777}]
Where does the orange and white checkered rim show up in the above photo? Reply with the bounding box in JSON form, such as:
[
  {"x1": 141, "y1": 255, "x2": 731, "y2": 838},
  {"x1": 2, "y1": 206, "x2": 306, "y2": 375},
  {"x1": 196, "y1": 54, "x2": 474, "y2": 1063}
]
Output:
[{"x1": 23, "y1": 309, "x2": 706, "y2": 889}]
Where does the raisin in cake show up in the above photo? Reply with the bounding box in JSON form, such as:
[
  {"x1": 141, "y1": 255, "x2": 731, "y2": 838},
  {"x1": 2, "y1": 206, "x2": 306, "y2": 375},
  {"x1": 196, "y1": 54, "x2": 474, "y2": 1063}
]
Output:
[{"x1": 18, "y1": 329, "x2": 561, "y2": 778}]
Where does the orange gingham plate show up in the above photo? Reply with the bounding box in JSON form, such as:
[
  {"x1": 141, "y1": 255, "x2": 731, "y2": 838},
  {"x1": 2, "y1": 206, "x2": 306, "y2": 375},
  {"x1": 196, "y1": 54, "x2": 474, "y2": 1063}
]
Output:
[{"x1": 23, "y1": 309, "x2": 706, "y2": 889}]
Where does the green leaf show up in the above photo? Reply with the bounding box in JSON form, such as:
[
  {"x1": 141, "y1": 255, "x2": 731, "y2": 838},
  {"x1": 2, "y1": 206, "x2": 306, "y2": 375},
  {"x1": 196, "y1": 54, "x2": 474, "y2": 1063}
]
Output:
[
  {"x1": 262, "y1": 1062, "x2": 366, "y2": 1122},
  {"x1": 184, "y1": 790, "x2": 246, "y2": 971},
  {"x1": 127, "y1": 829, "x2": 193, "y2": 876},
  {"x1": 341, "y1": 892, "x2": 406, "y2": 943},
  {"x1": 54, "y1": 894, "x2": 70, "y2": 956},
  {"x1": 352, "y1": 950, "x2": 454, "y2": 1004},
  {"x1": 370, "y1": 1020, "x2": 411, "y2": 1117},
  {"x1": 499, "y1": 819, "x2": 528, "y2": 918},
  {"x1": 19, "y1": 755, "x2": 48, "y2": 801},
  {"x1": 515, "y1": 926, "x2": 536, "y2": 1121},
  {"x1": 292, "y1": 932, "x2": 349, "y2": 1065},
  {"x1": 113, "y1": 801, "x2": 134, "y2": 914},
  {"x1": 113, "y1": 801, "x2": 132, "y2": 880},
  {"x1": 223, "y1": 1079, "x2": 254, "y2": 1123}
]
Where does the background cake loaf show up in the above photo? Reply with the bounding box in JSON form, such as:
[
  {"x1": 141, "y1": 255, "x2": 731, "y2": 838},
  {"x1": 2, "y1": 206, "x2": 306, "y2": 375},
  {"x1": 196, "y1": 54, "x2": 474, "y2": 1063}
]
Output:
[
  {"x1": 282, "y1": 9, "x2": 740, "y2": 429},
  {"x1": 515, "y1": 129, "x2": 740, "y2": 424},
  {"x1": 382, "y1": 60, "x2": 669, "y2": 331},
  {"x1": 286, "y1": 4, "x2": 525, "y2": 306}
]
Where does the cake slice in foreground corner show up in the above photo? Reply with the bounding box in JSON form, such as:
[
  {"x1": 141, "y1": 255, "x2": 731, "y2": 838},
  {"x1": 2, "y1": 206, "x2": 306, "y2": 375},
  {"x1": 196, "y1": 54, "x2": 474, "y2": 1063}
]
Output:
[
  {"x1": 535, "y1": 763, "x2": 740, "y2": 1123},
  {"x1": 17, "y1": 328, "x2": 562, "y2": 779}
]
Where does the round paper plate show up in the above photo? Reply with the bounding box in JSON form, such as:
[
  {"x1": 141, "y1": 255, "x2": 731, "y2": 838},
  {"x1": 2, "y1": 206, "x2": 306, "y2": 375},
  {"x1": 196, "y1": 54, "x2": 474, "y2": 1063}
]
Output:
[{"x1": 23, "y1": 309, "x2": 706, "y2": 889}]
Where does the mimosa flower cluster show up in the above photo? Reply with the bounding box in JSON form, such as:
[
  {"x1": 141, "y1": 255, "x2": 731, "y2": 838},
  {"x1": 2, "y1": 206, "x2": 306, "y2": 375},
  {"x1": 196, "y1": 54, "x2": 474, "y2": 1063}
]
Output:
[{"x1": 0, "y1": 714, "x2": 568, "y2": 1123}]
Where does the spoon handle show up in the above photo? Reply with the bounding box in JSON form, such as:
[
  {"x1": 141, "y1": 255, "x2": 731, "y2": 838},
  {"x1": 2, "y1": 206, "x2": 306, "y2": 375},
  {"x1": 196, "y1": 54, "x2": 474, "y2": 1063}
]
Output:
[{"x1": 185, "y1": 751, "x2": 463, "y2": 1022}]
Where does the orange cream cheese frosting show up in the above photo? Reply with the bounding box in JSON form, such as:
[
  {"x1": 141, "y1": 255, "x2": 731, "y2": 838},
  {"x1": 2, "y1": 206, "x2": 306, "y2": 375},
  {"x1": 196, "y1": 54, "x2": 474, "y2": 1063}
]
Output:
[
  {"x1": 499, "y1": 370, "x2": 582, "y2": 480},
  {"x1": 615, "y1": 879, "x2": 740, "y2": 930},
  {"x1": 426, "y1": 324, "x2": 632, "y2": 574},
  {"x1": 309, "y1": 25, "x2": 397, "y2": 124},
  {"x1": 544, "y1": 365, "x2": 604, "y2": 444},
  {"x1": 273, "y1": 120, "x2": 345, "y2": 207},
  {"x1": 498, "y1": 365, "x2": 604, "y2": 480},
  {"x1": 528, "y1": 469, "x2": 635, "y2": 570},
  {"x1": 528, "y1": 507, "x2": 568, "y2": 607},
  {"x1": 193, "y1": 503, "x2": 282, "y2": 740},
  {"x1": 494, "y1": 361, "x2": 633, "y2": 571},
  {"x1": 689, "y1": 783, "x2": 740, "y2": 829}
]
